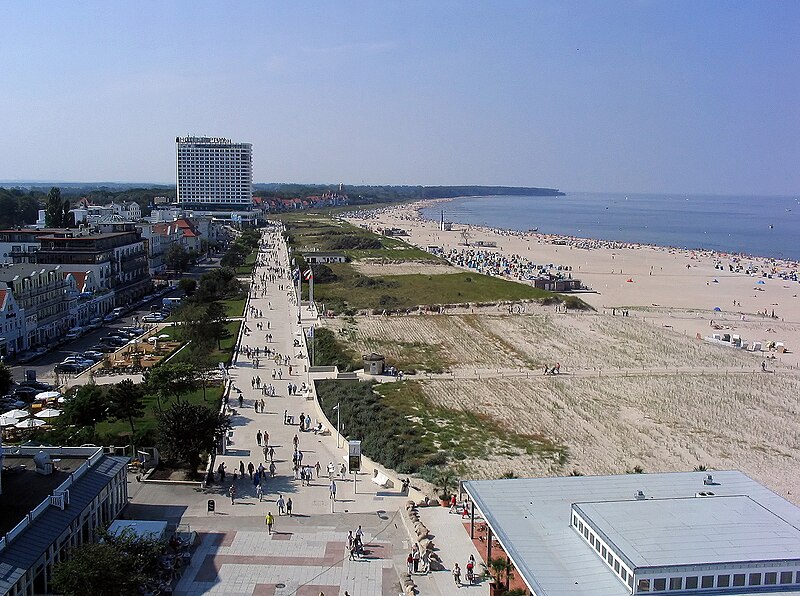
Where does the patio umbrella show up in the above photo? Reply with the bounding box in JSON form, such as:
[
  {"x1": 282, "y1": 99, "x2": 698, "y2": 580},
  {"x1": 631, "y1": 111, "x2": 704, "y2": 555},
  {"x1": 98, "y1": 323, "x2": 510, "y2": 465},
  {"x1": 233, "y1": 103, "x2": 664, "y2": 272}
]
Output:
[
  {"x1": 35, "y1": 391, "x2": 61, "y2": 401},
  {"x1": 756, "y1": 280, "x2": 766, "y2": 285},
  {"x1": 15, "y1": 418, "x2": 45, "y2": 429},
  {"x1": 713, "y1": 307, "x2": 722, "y2": 312},
  {"x1": 57, "y1": 396, "x2": 67, "y2": 404},
  {"x1": 4, "y1": 409, "x2": 29, "y2": 420},
  {"x1": 0, "y1": 415, "x2": 22, "y2": 427},
  {"x1": 36, "y1": 408, "x2": 62, "y2": 419},
  {"x1": 158, "y1": 334, "x2": 170, "y2": 340}
]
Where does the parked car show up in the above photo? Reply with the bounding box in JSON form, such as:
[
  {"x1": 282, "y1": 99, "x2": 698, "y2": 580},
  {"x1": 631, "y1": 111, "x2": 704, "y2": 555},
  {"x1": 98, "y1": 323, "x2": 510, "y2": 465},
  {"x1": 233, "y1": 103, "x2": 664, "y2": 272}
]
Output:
[
  {"x1": 88, "y1": 317, "x2": 103, "y2": 329},
  {"x1": 120, "y1": 326, "x2": 146, "y2": 336},
  {"x1": 81, "y1": 351, "x2": 105, "y2": 361},
  {"x1": 64, "y1": 327, "x2": 84, "y2": 340},
  {"x1": 18, "y1": 347, "x2": 48, "y2": 364},
  {"x1": 17, "y1": 381, "x2": 55, "y2": 391},
  {"x1": 142, "y1": 313, "x2": 165, "y2": 323},
  {"x1": 55, "y1": 362, "x2": 83, "y2": 373},
  {"x1": 92, "y1": 344, "x2": 118, "y2": 353}
]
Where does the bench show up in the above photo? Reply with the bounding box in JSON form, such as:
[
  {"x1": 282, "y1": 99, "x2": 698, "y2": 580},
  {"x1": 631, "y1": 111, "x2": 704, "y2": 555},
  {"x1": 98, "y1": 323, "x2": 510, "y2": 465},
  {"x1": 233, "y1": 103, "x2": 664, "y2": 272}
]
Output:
[{"x1": 372, "y1": 471, "x2": 393, "y2": 489}]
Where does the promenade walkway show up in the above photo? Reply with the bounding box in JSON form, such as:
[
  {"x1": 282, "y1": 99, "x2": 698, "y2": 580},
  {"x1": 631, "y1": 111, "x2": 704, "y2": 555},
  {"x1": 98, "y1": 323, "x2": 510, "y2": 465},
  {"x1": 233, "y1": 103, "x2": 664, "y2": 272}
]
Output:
[{"x1": 124, "y1": 225, "x2": 484, "y2": 595}]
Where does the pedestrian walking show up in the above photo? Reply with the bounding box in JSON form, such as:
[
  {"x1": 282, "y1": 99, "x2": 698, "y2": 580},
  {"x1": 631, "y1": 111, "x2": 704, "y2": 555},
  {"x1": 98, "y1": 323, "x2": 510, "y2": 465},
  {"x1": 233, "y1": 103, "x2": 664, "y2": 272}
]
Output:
[
  {"x1": 239, "y1": 460, "x2": 245, "y2": 477},
  {"x1": 265, "y1": 511, "x2": 274, "y2": 534},
  {"x1": 269, "y1": 461, "x2": 276, "y2": 477},
  {"x1": 315, "y1": 461, "x2": 321, "y2": 478},
  {"x1": 299, "y1": 412, "x2": 305, "y2": 429},
  {"x1": 453, "y1": 563, "x2": 461, "y2": 587},
  {"x1": 293, "y1": 434, "x2": 299, "y2": 449},
  {"x1": 277, "y1": 494, "x2": 285, "y2": 515},
  {"x1": 247, "y1": 461, "x2": 254, "y2": 478},
  {"x1": 228, "y1": 484, "x2": 236, "y2": 504},
  {"x1": 257, "y1": 430, "x2": 262, "y2": 446},
  {"x1": 256, "y1": 484, "x2": 263, "y2": 501},
  {"x1": 330, "y1": 480, "x2": 337, "y2": 501},
  {"x1": 286, "y1": 497, "x2": 293, "y2": 517},
  {"x1": 407, "y1": 552, "x2": 414, "y2": 575},
  {"x1": 269, "y1": 446, "x2": 275, "y2": 462}
]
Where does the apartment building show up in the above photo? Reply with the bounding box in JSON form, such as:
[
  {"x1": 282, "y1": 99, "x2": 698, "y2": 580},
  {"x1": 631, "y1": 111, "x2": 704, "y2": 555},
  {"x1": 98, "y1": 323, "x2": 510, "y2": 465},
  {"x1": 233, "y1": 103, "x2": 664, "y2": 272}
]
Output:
[
  {"x1": 176, "y1": 136, "x2": 253, "y2": 209},
  {"x1": 0, "y1": 285, "x2": 25, "y2": 358},
  {"x1": 0, "y1": 264, "x2": 74, "y2": 349}
]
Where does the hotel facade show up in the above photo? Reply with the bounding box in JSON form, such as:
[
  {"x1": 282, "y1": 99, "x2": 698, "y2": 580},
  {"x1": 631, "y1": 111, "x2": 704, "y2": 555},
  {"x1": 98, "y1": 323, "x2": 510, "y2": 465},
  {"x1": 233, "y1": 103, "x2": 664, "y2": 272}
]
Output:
[{"x1": 176, "y1": 136, "x2": 253, "y2": 210}]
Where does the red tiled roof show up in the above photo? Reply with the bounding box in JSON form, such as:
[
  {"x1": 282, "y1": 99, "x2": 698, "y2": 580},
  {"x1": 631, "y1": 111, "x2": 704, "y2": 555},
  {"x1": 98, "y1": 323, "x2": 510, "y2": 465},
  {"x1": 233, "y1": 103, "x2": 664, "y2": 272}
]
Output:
[
  {"x1": 64, "y1": 271, "x2": 88, "y2": 292},
  {"x1": 0, "y1": 289, "x2": 7, "y2": 311}
]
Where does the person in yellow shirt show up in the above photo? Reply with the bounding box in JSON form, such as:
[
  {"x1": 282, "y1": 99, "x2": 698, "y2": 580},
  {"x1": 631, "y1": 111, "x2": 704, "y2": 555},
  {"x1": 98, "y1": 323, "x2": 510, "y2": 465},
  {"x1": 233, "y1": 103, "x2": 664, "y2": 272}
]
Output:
[{"x1": 265, "y1": 511, "x2": 274, "y2": 534}]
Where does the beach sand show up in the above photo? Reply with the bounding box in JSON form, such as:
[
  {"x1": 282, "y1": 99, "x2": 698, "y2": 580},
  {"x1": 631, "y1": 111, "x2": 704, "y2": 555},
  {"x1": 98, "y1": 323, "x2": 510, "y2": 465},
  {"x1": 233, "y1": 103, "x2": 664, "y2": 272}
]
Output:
[
  {"x1": 345, "y1": 200, "x2": 800, "y2": 367},
  {"x1": 333, "y1": 201, "x2": 800, "y2": 501}
]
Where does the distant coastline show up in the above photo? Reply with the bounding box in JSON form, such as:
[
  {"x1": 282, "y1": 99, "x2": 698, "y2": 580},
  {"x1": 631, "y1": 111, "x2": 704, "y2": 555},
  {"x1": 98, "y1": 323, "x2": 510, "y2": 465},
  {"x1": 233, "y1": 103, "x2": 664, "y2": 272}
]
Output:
[{"x1": 420, "y1": 193, "x2": 800, "y2": 262}]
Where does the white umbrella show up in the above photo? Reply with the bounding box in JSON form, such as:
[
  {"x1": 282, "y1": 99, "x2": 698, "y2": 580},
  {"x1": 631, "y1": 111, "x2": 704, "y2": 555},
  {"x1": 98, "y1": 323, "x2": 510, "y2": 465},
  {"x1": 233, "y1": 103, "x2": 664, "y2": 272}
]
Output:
[
  {"x1": 35, "y1": 391, "x2": 61, "y2": 401},
  {"x1": 36, "y1": 408, "x2": 62, "y2": 419},
  {"x1": 57, "y1": 396, "x2": 67, "y2": 404},
  {"x1": 15, "y1": 418, "x2": 45, "y2": 429},
  {"x1": 158, "y1": 334, "x2": 170, "y2": 340},
  {"x1": 4, "y1": 409, "x2": 29, "y2": 420},
  {"x1": 0, "y1": 415, "x2": 21, "y2": 427}
]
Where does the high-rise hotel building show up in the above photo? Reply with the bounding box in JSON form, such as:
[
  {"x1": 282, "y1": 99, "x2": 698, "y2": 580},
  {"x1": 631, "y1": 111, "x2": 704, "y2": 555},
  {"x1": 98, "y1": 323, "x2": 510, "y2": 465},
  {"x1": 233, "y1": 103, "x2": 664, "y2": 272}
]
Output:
[{"x1": 176, "y1": 136, "x2": 253, "y2": 209}]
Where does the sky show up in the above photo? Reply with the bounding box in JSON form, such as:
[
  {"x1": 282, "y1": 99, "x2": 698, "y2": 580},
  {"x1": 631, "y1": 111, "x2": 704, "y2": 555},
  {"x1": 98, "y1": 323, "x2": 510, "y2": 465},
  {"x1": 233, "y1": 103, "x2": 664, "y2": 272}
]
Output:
[{"x1": 0, "y1": 1, "x2": 798, "y2": 195}]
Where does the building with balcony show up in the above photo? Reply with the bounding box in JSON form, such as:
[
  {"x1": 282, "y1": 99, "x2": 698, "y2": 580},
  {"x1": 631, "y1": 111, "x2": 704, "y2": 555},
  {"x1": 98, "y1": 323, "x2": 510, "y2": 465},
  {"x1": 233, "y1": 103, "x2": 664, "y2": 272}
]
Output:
[
  {"x1": 0, "y1": 264, "x2": 74, "y2": 349},
  {"x1": 176, "y1": 136, "x2": 253, "y2": 209},
  {"x1": 0, "y1": 229, "x2": 69, "y2": 265},
  {"x1": 0, "y1": 445, "x2": 129, "y2": 596},
  {"x1": 33, "y1": 228, "x2": 151, "y2": 307},
  {"x1": 0, "y1": 285, "x2": 25, "y2": 358}
]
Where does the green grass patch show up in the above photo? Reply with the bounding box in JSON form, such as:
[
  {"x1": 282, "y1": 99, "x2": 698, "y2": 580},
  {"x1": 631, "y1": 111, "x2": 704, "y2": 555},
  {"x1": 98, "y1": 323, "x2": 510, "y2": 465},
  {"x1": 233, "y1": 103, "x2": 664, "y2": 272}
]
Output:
[
  {"x1": 309, "y1": 327, "x2": 358, "y2": 370},
  {"x1": 308, "y1": 264, "x2": 560, "y2": 312},
  {"x1": 315, "y1": 378, "x2": 568, "y2": 477},
  {"x1": 235, "y1": 250, "x2": 257, "y2": 276},
  {"x1": 164, "y1": 320, "x2": 242, "y2": 366},
  {"x1": 93, "y1": 385, "x2": 224, "y2": 444},
  {"x1": 376, "y1": 380, "x2": 569, "y2": 470},
  {"x1": 220, "y1": 296, "x2": 246, "y2": 318}
]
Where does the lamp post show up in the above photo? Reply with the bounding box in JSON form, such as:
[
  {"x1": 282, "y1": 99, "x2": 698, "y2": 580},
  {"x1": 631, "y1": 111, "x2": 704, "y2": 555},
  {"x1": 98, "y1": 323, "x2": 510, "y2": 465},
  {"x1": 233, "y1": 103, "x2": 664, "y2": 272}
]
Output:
[{"x1": 333, "y1": 403, "x2": 340, "y2": 448}]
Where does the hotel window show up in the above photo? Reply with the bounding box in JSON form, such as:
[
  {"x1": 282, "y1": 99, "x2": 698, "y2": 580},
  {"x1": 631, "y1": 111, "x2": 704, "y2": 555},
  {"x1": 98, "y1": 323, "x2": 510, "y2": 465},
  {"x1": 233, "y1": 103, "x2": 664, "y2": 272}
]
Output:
[
  {"x1": 749, "y1": 573, "x2": 762, "y2": 586},
  {"x1": 701, "y1": 576, "x2": 714, "y2": 588},
  {"x1": 601, "y1": 545, "x2": 607, "y2": 557},
  {"x1": 583, "y1": 527, "x2": 589, "y2": 539},
  {"x1": 717, "y1": 575, "x2": 730, "y2": 587},
  {"x1": 607, "y1": 552, "x2": 613, "y2": 565},
  {"x1": 622, "y1": 569, "x2": 628, "y2": 581},
  {"x1": 796, "y1": 571, "x2": 800, "y2": 583},
  {"x1": 780, "y1": 571, "x2": 792, "y2": 584},
  {"x1": 652, "y1": 578, "x2": 665, "y2": 591},
  {"x1": 686, "y1": 577, "x2": 698, "y2": 589},
  {"x1": 614, "y1": 561, "x2": 620, "y2": 574},
  {"x1": 732, "y1": 574, "x2": 745, "y2": 587},
  {"x1": 669, "y1": 577, "x2": 682, "y2": 590},
  {"x1": 637, "y1": 579, "x2": 650, "y2": 592},
  {"x1": 764, "y1": 572, "x2": 777, "y2": 585},
  {"x1": 594, "y1": 540, "x2": 601, "y2": 553},
  {"x1": 590, "y1": 534, "x2": 595, "y2": 546}
]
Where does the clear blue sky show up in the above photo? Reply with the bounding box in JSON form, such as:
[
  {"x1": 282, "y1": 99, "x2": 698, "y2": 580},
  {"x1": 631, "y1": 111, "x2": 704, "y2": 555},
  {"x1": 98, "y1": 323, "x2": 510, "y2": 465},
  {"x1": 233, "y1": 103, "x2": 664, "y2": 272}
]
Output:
[{"x1": 1, "y1": 1, "x2": 798, "y2": 194}]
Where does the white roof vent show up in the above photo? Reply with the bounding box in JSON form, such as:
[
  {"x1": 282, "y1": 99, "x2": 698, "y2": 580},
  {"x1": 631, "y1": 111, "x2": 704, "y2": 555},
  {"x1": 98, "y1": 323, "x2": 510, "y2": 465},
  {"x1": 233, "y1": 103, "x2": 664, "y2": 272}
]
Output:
[
  {"x1": 695, "y1": 491, "x2": 716, "y2": 497},
  {"x1": 704, "y1": 474, "x2": 715, "y2": 485},
  {"x1": 634, "y1": 490, "x2": 646, "y2": 500}
]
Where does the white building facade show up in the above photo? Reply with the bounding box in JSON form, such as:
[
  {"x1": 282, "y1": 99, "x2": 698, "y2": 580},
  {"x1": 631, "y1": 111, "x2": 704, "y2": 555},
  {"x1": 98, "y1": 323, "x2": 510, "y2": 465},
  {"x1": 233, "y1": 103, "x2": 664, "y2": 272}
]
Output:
[{"x1": 176, "y1": 136, "x2": 253, "y2": 209}]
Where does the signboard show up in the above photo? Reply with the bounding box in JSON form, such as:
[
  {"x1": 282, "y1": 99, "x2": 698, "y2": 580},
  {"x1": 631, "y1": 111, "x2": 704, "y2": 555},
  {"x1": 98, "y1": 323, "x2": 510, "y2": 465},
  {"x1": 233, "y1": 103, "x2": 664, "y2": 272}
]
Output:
[
  {"x1": 348, "y1": 440, "x2": 361, "y2": 472},
  {"x1": 207, "y1": 499, "x2": 215, "y2": 513}
]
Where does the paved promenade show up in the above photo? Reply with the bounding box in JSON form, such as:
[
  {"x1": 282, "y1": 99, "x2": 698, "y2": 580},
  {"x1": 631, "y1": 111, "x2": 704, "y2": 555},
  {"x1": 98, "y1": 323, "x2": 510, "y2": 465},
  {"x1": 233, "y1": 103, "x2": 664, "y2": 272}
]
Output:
[{"x1": 125, "y1": 225, "x2": 487, "y2": 595}]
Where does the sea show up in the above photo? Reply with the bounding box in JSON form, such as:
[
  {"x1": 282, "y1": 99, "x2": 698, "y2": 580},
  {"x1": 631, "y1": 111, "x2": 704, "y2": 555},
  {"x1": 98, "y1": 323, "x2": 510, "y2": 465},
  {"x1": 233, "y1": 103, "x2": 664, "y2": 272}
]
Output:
[{"x1": 420, "y1": 192, "x2": 800, "y2": 261}]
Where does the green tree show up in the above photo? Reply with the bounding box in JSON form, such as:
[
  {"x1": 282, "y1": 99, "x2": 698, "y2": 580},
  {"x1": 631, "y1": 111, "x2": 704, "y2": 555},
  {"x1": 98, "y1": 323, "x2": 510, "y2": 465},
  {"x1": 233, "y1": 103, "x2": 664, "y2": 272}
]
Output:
[
  {"x1": 165, "y1": 243, "x2": 190, "y2": 272},
  {"x1": 0, "y1": 194, "x2": 20, "y2": 228},
  {"x1": 45, "y1": 187, "x2": 63, "y2": 227},
  {"x1": 0, "y1": 363, "x2": 13, "y2": 397},
  {"x1": 52, "y1": 528, "x2": 164, "y2": 596},
  {"x1": 63, "y1": 384, "x2": 108, "y2": 432},
  {"x1": 107, "y1": 379, "x2": 145, "y2": 436},
  {"x1": 62, "y1": 199, "x2": 73, "y2": 228},
  {"x1": 145, "y1": 362, "x2": 196, "y2": 408},
  {"x1": 157, "y1": 401, "x2": 230, "y2": 477},
  {"x1": 178, "y1": 277, "x2": 197, "y2": 297}
]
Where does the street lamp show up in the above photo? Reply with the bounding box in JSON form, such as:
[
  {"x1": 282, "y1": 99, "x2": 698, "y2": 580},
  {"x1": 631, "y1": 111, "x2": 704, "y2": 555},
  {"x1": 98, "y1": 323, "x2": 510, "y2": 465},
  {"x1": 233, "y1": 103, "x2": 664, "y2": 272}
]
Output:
[{"x1": 333, "y1": 403, "x2": 340, "y2": 448}]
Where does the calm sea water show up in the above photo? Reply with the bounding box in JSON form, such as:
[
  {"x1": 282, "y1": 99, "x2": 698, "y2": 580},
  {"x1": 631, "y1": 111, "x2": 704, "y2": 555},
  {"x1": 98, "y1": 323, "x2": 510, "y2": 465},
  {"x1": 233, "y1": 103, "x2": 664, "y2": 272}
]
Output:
[{"x1": 420, "y1": 192, "x2": 800, "y2": 261}]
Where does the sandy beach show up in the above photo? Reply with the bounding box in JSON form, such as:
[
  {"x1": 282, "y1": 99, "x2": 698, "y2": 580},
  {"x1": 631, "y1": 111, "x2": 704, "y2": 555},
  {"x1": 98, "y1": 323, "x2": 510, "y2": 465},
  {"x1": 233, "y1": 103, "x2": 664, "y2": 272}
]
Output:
[
  {"x1": 345, "y1": 200, "x2": 800, "y2": 368},
  {"x1": 329, "y1": 200, "x2": 800, "y2": 501}
]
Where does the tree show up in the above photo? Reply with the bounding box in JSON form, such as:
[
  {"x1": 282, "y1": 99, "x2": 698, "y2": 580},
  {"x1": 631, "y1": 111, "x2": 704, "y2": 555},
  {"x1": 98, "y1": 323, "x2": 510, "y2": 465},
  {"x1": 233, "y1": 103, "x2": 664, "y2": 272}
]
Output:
[
  {"x1": 157, "y1": 401, "x2": 230, "y2": 477},
  {"x1": 165, "y1": 243, "x2": 190, "y2": 272},
  {"x1": 144, "y1": 362, "x2": 196, "y2": 409},
  {"x1": 0, "y1": 194, "x2": 20, "y2": 229},
  {"x1": 107, "y1": 379, "x2": 145, "y2": 436},
  {"x1": 45, "y1": 187, "x2": 63, "y2": 227},
  {"x1": 178, "y1": 277, "x2": 197, "y2": 297},
  {"x1": 63, "y1": 384, "x2": 108, "y2": 431},
  {"x1": 51, "y1": 528, "x2": 164, "y2": 596},
  {"x1": 0, "y1": 363, "x2": 13, "y2": 397},
  {"x1": 62, "y1": 199, "x2": 73, "y2": 228}
]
